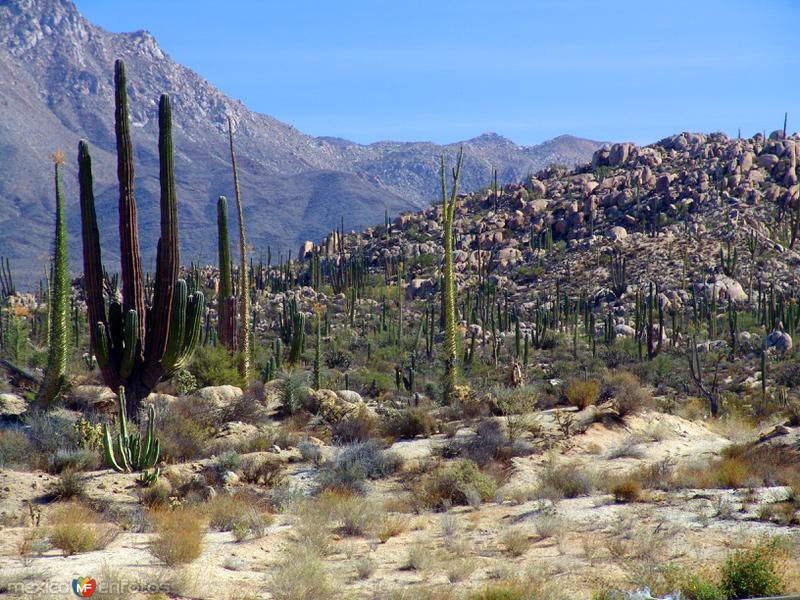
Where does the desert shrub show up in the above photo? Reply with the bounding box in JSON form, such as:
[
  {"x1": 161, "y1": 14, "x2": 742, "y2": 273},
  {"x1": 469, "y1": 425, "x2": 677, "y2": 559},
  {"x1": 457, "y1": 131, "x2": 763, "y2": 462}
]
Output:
[
  {"x1": 467, "y1": 579, "x2": 531, "y2": 600},
  {"x1": 605, "y1": 371, "x2": 652, "y2": 417},
  {"x1": 377, "y1": 514, "x2": 408, "y2": 542},
  {"x1": 24, "y1": 411, "x2": 80, "y2": 469},
  {"x1": 381, "y1": 407, "x2": 436, "y2": 438},
  {"x1": 279, "y1": 370, "x2": 308, "y2": 416},
  {"x1": 403, "y1": 543, "x2": 433, "y2": 571},
  {"x1": 215, "y1": 449, "x2": 244, "y2": 474},
  {"x1": 537, "y1": 460, "x2": 593, "y2": 500},
  {"x1": 563, "y1": 379, "x2": 600, "y2": 409},
  {"x1": 173, "y1": 369, "x2": 199, "y2": 396},
  {"x1": 787, "y1": 400, "x2": 800, "y2": 426},
  {"x1": 203, "y1": 492, "x2": 272, "y2": 540},
  {"x1": 240, "y1": 455, "x2": 285, "y2": 486},
  {"x1": 48, "y1": 447, "x2": 100, "y2": 473},
  {"x1": 356, "y1": 557, "x2": 377, "y2": 579},
  {"x1": 532, "y1": 513, "x2": 564, "y2": 539},
  {"x1": 674, "y1": 455, "x2": 751, "y2": 490},
  {"x1": 447, "y1": 558, "x2": 477, "y2": 583},
  {"x1": 331, "y1": 403, "x2": 377, "y2": 443},
  {"x1": 140, "y1": 478, "x2": 173, "y2": 508},
  {"x1": 47, "y1": 502, "x2": 117, "y2": 556},
  {"x1": 267, "y1": 546, "x2": 335, "y2": 600},
  {"x1": 679, "y1": 574, "x2": 724, "y2": 600},
  {"x1": 419, "y1": 459, "x2": 496, "y2": 509},
  {"x1": 189, "y1": 344, "x2": 245, "y2": 388},
  {"x1": 611, "y1": 477, "x2": 641, "y2": 503},
  {"x1": 500, "y1": 528, "x2": 531, "y2": 557},
  {"x1": 719, "y1": 544, "x2": 784, "y2": 599},
  {"x1": 219, "y1": 384, "x2": 270, "y2": 424},
  {"x1": 148, "y1": 507, "x2": 205, "y2": 566},
  {"x1": 331, "y1": 494, "x2": 380, "y2": 536},
  {"x1": 0, "y1": 427, "x2": 32, "y2": 468},
  {"x1": 773, "y1": 357, "x2": 800, "y2": 389},
  {"x1": 52, "y1": 470, "x2": 86, "y2": 500},
  {"x1": 317, "y1": 440, "x2": 401, "y2": 494},
  {"x1": 298, "y1": 439, "x2": 322, "y2": 464},
  {"x1": 462, "y1": 419, "x2": 509, "y2": 466},
  {"x1": 156, "y1": 399, "x2": 211, "y2": 462}
]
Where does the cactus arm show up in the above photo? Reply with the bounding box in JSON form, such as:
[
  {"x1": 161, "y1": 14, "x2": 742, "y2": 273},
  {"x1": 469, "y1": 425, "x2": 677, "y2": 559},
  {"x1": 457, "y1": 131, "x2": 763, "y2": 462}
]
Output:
[
  {"x1": 172, "y1": 291, "x2": 204, "y2": 372},
  {"x1": 94, "y1": 322, "x2": 111, "y2": 371},
  {"x1": 161, "y1": 279, "x2": 187, "y2": 371},
  {"x1": 145, "y1": 94, "x2": 178, "y2": 371},
  {"x1": 114, "y1": 60, "x2": 147, "y2": 354},
  {"x1": 119, "y1": 310, "x2": 138, "y2": 379},
  {"x1": 102, "y1": 424, "x2": 124, "y2": 472},
  {"x1": 217, "y1": 195, "x2": 232, "y2": 348}
]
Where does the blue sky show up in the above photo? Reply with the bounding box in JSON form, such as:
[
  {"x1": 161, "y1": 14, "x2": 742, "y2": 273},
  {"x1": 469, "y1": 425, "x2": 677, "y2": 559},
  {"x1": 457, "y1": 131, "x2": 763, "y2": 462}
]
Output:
[{"x1": 74, "y1": 0, "x2": 799, "y2": 146}]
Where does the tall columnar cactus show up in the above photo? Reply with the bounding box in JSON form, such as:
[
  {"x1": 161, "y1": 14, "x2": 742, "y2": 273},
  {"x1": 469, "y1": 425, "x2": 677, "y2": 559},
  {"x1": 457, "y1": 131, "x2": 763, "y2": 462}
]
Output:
[
  {"x1": 217, "y1": 195, "x2": 235, "y2": 348},
  {"x1": 79, "y1": 60, "x2": 204, "y2": 420},
  {"x1": 228, "y1": 117, "x2": 251, "y2": 381},
  {"x1": 36, "y1": 152, "x2": 69, "y2": 407},
  {"x1": 102, "y1": 387, "x2": 160, "y2": 483},
  {"x1": 440, "y1": 148, "x2": 464, "y2": 404}
]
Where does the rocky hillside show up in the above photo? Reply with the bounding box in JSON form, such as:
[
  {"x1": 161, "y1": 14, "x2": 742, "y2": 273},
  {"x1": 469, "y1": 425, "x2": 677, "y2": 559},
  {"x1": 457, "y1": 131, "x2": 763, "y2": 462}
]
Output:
[
  {"x1": 302, "y1": 129, "x2": 800, "y2": 352},
  {"x1": 0, "y1": 0, "x2": 603, "y2": 285}
]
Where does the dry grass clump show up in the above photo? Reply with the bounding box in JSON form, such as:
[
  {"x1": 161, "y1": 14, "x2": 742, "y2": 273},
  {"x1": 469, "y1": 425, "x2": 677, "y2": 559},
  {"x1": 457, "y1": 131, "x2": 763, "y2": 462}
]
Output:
[
  {"x1": 240, "y1": 455, "x2": 285, "y2": 486},
  {"x1": 563, "y1": 379, "x2": 600, "y2": 409},
  {"x1": 605, "y1": 371, "x2": 652, "y2": 417},
  {"x1": 156, "y1": 397, "x2": 213, "y2": 462},
  {"x1": 267, "y1": 545, "x2": 336, "y2": 600},
  {"x1": 417, "y1": 459, "x2": 497, "y2": 509},
  {"x1": 329, "y1": 492, "x2": 381, "y2": 536},
  {"x1": 148, "y1": 507, "x2": 205, "y2": 566},
  {"x1": 317, "y1": 439, "x2": 401, "y2": 494},
  {"x1": 47, "y1": 502, "x2": 117, "y2": 556},
  {"x1": 202, "y1": 491, "x2": 273, "y2": 541},
  {"x1": 536, "y1": 458, "x2": 593, "y2": 500},
  {"x1": 500, "y1": 527, "x2": 532, "y2": 557},
  {"x1": 377, "y1": 513, "x2": 408, "y2": 543},
  {"x1": 446, "y1": 558, "x2": 477, "y2": 583},
  {"x1": 611, "y1": 477, "x2": 642, "y2": 503}
]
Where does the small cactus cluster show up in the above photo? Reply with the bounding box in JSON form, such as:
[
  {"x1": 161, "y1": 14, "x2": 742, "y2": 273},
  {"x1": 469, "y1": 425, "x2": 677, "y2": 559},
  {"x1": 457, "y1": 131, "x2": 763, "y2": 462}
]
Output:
[{"x1": 102, "y1": 388, "x2": 161, "y2": 484}]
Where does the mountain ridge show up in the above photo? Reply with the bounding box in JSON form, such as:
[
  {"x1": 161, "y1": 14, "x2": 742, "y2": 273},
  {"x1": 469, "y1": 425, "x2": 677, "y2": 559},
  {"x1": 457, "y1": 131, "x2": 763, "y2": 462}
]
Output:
[{"x1": 0, "y1": 0, "x2": 606, "y2": 285}]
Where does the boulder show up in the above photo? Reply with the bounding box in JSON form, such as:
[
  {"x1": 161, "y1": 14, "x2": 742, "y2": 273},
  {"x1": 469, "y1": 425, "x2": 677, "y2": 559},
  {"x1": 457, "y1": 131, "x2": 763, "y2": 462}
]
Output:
[
  {"x1": 608, "y1": 226, "x2": 628, "y2": 242},
  {"x1": 71, "y1": 385, "x2": 117, "y2": 407},
  {"x1": 190, "y1": 385, "x2": 244, "y2": 409},
  {"x1": 766, "y1": 329, "x2": 793, "y2": 354}
]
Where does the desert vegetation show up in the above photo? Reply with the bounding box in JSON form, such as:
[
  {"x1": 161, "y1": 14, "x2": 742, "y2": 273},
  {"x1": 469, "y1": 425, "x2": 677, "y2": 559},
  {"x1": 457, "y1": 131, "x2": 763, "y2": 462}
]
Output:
[{"x1": 0, "y1": 45, "x2": 799, "y2": 600}]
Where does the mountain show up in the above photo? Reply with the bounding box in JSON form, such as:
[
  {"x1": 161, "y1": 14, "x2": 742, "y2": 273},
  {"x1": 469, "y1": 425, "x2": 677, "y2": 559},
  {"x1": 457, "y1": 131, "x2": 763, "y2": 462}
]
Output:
[{"x1": 0, "y1": 0, "x2": 605, "y2": 285}]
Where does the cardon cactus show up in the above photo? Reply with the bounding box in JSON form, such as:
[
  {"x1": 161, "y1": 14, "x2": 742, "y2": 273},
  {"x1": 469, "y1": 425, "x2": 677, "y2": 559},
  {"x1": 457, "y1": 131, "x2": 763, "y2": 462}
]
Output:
[
  {"x1": 102, "y1": 387, "x2": 160, "y2": 483},
  {"x1": 78, "y1": 60, "x2": 204, "y2": 420}
]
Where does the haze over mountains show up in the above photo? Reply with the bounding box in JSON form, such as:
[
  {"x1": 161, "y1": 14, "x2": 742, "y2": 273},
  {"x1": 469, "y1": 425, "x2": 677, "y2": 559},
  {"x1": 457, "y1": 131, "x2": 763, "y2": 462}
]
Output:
[{"x1": 0, "y1": 0, "x2": 604, "y2": 284}]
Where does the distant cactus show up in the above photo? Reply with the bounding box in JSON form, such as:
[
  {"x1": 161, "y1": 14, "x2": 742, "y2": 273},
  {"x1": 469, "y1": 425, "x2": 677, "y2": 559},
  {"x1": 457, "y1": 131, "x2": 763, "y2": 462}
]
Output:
[
  {"x1": 78, "y1": 60, "x2": 204, "y2": 420},
  {"x1": 217, "y1": 195, "x2": 234, "y2": 348},
  {"x1": 440, "y1": 148, "x2": 464, "y2": 404},
  {"x1": 36, "y1": 152, "x2": 69, "y2": 407},
  {"x1": 228, "y1": 117, "x2": 251, "y2": 381}
]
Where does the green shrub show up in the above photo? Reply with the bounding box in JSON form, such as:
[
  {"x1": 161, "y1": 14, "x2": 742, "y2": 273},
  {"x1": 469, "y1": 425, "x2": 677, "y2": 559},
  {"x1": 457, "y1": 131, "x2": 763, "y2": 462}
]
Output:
[
  {"x1": 419, "y1": 459, "x2": 496, "y2": 509},
  {"x1": 563, "y1": 379, "x2": 600, "y2": 410},
  {"x1": 680, "y1": 574, "x2": 724, "y2": 600},
  {"x1": 382, "y1": 407, "x2": 436, "y2": 439},
  {"x1": 189, "y1": 345, "x2": 245, "y2": 388},
  {"x1": 719, "y1": 544, "x2": 783, "y2": 599}
]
